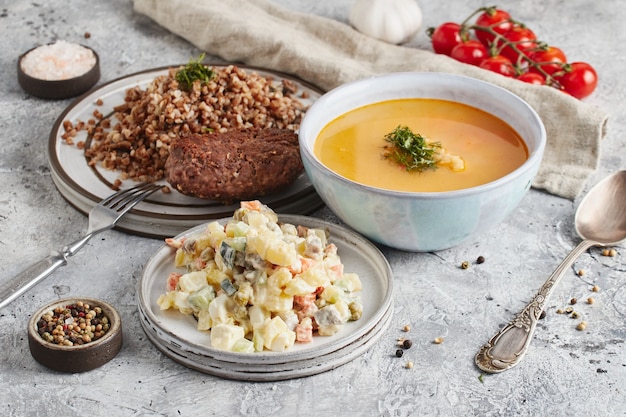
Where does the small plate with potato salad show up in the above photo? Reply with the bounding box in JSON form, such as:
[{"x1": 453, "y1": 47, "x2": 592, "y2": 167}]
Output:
[{"x1": 137, "y1": 201, "x2": 393, "y2": 380}]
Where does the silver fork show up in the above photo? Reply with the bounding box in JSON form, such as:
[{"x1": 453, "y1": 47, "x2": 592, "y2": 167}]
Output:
[{"x1": 0, "y1": 182, "x2": 162, "y2": 310}]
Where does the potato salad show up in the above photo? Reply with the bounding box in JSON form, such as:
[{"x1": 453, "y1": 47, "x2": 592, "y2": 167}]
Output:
[{"x1": 157, "y1": 201, "x2": 363, "y2": 353}]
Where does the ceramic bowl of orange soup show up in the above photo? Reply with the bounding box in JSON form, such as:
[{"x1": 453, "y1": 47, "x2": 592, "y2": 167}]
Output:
[{"x1": 298, "y1": 72, "x2": 546, "y2": 251}]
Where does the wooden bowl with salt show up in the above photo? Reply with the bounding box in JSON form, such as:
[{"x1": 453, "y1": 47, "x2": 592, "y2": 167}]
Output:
[{"x1": 17, "y1": 41, "x2": 100, "y2": 100}]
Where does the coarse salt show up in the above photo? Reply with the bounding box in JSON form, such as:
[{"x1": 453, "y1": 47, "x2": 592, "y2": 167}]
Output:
[{"x1": 21, "y1": 40, "x2": 96, "y2": 81}]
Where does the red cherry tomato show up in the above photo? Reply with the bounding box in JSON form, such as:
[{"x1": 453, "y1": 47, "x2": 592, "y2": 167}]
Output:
[
  {"x1": 556, "y1": 62, "x2": 598, "y2": 99},
  {"x1": 479, "y1": 55, "x2": 515, "y2": 77},
  {"x1": 474, "y1": 8, "x2": 513, "y2": 46},
  {"x1": 450, "y1": 40, "x2": 488, "y2": 66},
  {"x1": 517, "y1": 72, "x2": 546, "y2": 85},
  {"x1": 530, "y1": 46, "x2": 567, "y2": 75},
  {"x1": 430, "y1": 22, "x2": 463, "y2": 56},
  {"x1": 498, "y1": 26, "x2": 538, "y2": 64}
]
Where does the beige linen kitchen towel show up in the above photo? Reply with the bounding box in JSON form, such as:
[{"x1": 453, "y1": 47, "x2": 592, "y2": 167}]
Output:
[{"x1": 134, "y1": 0, "x2": 608, "y2": 199}]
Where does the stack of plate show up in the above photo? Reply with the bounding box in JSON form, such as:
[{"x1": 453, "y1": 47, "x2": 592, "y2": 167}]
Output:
[
  {"x1": 47, "y1": 66, "x2": 325, "y2": 239},
  {"x1": 137, "y1": 215, "x2": 394, "y2": 381}
]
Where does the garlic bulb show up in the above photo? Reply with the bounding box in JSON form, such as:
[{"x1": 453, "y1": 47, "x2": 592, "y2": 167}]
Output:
[{"x1": 349, "y1": 0, "x2": 423, "y2": 44}]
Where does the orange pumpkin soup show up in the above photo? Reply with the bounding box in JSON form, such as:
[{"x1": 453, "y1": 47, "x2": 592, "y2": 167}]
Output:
[{"x1": 314, "y1": 98, "x2": 528, "y2": 192}]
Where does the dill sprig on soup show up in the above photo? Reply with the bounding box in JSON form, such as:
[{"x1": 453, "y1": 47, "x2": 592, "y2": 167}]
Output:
[
  {"x1": 382, "y1": 125, "x2": 465, "y2": 173},
  {"x1": 382, "y1": 125, "x2": 441, "y2": 172}
]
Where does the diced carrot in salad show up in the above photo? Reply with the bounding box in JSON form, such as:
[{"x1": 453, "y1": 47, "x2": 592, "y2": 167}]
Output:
[
  {"x1": 166, "y1": 272, "x2": 182, "y2": 291},
  {"x1": 295, "y1": 317, "x2": 313, "y2": 343},
  {"x1": 240, "y1": 200, "x2": 264, "y2": 211},
  {"x1": 165, "y1": 237, "x2": 186, "y2": 249}
]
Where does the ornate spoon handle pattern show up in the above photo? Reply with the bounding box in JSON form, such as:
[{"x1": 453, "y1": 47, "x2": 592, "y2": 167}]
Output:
[{"x1": 475, "y1": 239, "x2": 598, "y2": 373}]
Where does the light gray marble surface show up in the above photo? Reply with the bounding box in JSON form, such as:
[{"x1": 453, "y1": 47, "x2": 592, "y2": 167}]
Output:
[{"x1": 1, "y1": 1, "x2": 625, "y2": 416}]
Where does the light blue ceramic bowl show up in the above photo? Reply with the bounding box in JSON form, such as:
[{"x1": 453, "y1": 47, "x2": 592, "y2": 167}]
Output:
[{"x1": 299, "y1": 72, "x2": 546, "y2": 252}]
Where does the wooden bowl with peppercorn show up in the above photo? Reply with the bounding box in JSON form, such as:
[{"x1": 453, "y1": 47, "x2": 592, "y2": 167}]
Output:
[
  {"x1": 299, "y1": 72, "x2": 546, "y2": 251},
  {"x1": 27, "y1": 297, "x2": 122, "y2": 373}
]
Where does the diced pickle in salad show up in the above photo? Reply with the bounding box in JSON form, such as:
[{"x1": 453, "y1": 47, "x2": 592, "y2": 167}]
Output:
[{"x1": 157, "y1": 200, "x2": 363, "y2": 353}]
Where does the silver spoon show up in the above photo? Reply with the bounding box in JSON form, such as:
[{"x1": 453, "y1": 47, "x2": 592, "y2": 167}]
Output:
[{"x1": 475, "y1": 170, "x2": 626, "y2": 373}]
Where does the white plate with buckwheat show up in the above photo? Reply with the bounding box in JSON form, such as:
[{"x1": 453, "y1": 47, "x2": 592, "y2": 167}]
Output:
[
  {"x1": 137, "y1": 214, "x2": 394, "y2": 381},
  {"x1": 48, "y1": 64, "x2": 324, "y2": 239}
]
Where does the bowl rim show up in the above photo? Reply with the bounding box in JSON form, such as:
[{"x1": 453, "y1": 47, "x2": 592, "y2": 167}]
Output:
[{"x1": 299, "y1": 71, "x2": 546, "y2": 199}]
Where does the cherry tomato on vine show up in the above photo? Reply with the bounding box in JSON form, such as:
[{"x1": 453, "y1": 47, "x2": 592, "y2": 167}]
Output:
[
  {"x1": 474, "y1": 8, "x2": 513, "y2": 46},
  {"x1": 497, "y1": 26, "x2": 538, "y2": 64},
  {"x1": 430, "y1": 22, "x2": 463, "y2": 56},
  {"x1": 450, "y1": 40, "x2": 488, "y2": 66},
  {"x1": 530, "y1": 46, "x2": 567, "y2": 75},
  {"x1": 517, "y1": 72, "x2": 545, "y2": 85},
  {"x1": 556, "y1": 62, "x2": 598, "y2": 99},
  {"x1": 479, "y1": 55, "x2": 515, "y2": 77}
]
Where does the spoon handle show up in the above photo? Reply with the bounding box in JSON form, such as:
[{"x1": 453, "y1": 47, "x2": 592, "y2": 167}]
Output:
[{"x1": 475, "y1": 239, "x2": 598, "y2": 373}]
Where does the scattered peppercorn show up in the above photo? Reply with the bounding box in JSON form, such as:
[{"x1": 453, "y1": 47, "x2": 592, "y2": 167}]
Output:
[
  {"x1": 577, "y1": 269, "x2": 585, "y2": 276},
  {"x1": 565, "y1": 307, "x2": 574, "y2": 314},
  {"x1": 403, "y1": 324, "x2": 411, "y2": 332},
  {"x1": 402, "y1": 339, "x2": 413, "y2": 349},
  {"x1": 576, "y1": 321, "x2": 587, "y2": 331},
  {"x1": 571, "y1": 311, "x2": 580, "y2": 319},
  {"x1": 406, "y1": 361, "x2": 414, "y2": 369},
  {"x1": 592, "y1": 285, "x2": 600, "y2": 293},
  {"x1": 461, "y1": 261, "x2": 469, "y2": 269},
  {"x1": 476, "y1": 256, "x2": 485, "y2": 264},
  {"x1": 36, "y1": 301, "x2": 110, "y2": 346},
  {"x1": 395, "y1": 349, "x2": 404, "y2": 358},
  {"x1": 570, "y1": 297, "x2": 577, "y2": 305},
  {"x1": 84, "y1": 32, "x2": 91, "y2": 39},
  {"x1": 556, "y1": 308, "x2": 564, "y2": 314},
  {"x1": 602, "y1": 248, "x2": 617, "y2": 257},
  {"x1": 587, "y1": 297, "x2": 595, "y2": 305},
  {"x1": 433, "y1": 337, "x2": 444, "y2": 344}
]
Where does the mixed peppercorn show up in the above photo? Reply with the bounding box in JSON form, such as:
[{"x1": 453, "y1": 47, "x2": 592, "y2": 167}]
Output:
[{"x1": 36, "y1": 301, "x2": 111, "y2": 346}]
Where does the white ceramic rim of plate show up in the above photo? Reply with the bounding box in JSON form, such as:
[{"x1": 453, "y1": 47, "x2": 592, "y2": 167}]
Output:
[
  {"x1": 140, "y1": 300, "x2": 392, "y2": 381},
  {"x1": 47, "y1": 64, "x2": 324, "y2": 238},
  {"x1": 138, "y1": 295, "x2": 392, "y2": 371},
  {"x1": 137, "y1": 214, "x2": 394, "y2": 365}
]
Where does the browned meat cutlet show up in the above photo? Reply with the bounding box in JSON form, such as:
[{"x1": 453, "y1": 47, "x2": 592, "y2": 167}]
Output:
[{"x1": 165, "y1": 128, "x2": 304, "y2": 202}]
